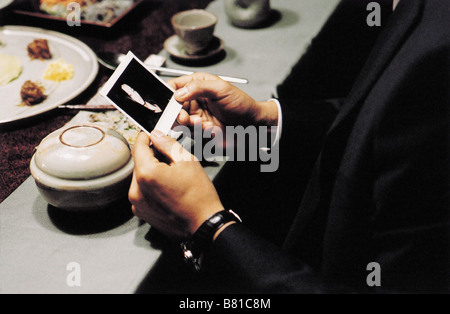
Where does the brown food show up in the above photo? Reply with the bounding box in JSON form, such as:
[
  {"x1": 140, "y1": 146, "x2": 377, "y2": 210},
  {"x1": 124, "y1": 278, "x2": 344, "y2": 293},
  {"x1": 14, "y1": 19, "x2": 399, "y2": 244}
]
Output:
[
  {"x1": 27, "y1": 39, "x2": 52, "y2": 60},
  {"x1": 20, "y1": 80, "x2": 47, "y2": 106}
]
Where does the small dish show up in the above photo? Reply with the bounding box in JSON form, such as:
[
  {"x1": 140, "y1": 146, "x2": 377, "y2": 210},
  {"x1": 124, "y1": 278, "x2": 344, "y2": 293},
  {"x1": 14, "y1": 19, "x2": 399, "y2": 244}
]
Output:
[
  {"x1": 14, "y1": 0, "x2": 144, "y2": 28},
  {"x1": 30, "y1": 124, "x2": 134, "y2": 211},
  {"x1": 164, "y1": 35, "x2": 224, "y2": 61}
]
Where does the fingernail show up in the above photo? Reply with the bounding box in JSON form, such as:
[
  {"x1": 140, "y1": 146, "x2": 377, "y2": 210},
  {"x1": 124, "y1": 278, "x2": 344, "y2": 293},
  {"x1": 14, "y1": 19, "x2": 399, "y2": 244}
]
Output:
[
  {"x1": 175, "y1": 87, "x2": 189, "y2": 98},
  {"x1": 151, "y1": 130, "x2": 165, "y2": 138}
]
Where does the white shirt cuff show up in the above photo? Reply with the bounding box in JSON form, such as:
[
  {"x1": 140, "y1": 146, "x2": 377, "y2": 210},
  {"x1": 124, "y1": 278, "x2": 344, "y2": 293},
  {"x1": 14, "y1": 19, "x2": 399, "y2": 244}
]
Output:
[
  {"x1": 259, "y1": 99, "x2": 282, "y2": 153},
  {"x1": 269, "y1": 98, "x2": 283, "y2": 147}
]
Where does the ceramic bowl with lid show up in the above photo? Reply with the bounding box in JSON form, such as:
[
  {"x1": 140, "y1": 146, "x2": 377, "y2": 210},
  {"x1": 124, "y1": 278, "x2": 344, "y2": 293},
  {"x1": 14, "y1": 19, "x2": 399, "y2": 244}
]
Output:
[{"x1": 30, "y1": 124, "x2": 134, "y2": 211}]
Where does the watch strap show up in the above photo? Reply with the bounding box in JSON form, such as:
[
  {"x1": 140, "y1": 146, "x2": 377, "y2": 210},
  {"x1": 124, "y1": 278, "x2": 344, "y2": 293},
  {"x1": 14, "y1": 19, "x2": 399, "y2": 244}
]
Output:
[{"x1": 182, "y1": 210, "x2": 242, "y2": 272}]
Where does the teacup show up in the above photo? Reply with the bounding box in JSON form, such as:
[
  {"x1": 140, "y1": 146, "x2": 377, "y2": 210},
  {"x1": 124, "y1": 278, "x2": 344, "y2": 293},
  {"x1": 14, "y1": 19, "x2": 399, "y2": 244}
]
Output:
[
  {"x1": 172, "y1": 9, "x2": 218, "y2": 55},
  {"x1": 225, "y1": 0, "x2": 271, "y2": 28}
]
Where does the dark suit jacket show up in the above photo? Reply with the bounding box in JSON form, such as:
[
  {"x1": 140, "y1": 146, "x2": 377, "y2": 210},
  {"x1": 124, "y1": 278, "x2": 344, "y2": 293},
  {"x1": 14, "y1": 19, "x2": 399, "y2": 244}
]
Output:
[{"x1": 204, "y1": 0, "x2": 450, "y2": 293}]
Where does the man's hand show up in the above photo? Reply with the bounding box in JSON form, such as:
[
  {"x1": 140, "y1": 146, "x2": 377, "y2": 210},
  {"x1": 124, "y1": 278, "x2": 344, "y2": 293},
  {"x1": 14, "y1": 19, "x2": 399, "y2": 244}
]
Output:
[
  {"x1": 168, "y1": 73, "x2": 279, "y2": 132},
  {"x1": 129, "y1": 131, "x2": 224, "y2": 239}
]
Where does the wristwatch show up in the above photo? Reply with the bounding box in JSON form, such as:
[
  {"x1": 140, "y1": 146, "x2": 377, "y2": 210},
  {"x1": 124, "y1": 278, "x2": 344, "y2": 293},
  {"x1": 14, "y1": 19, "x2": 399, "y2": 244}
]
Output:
[{"x1": 181, "y1": 210, "x2": 242, "y2": 272}]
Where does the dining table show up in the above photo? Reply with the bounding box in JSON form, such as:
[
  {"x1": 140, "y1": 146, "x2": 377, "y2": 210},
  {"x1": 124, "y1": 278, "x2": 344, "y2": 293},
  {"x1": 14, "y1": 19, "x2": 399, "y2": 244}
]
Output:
[{"x1": 0, "y1": 0, "x2": 339, "y2": 294}]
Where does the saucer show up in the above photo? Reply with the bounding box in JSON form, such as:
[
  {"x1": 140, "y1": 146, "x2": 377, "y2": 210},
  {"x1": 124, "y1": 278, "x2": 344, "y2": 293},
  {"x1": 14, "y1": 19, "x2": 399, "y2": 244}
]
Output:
[{"x1": 164, "y1": 35, "x2": 225, "y2": 61}]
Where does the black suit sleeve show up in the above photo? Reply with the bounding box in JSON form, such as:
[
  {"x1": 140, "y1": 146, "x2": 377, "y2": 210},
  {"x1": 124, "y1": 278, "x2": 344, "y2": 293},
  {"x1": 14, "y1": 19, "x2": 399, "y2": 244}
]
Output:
[
  {"x1": 203, "y1": 223, "x2": 327, "y2": 293},
  {"x1": 277, "y1": 98, "x2": 341, "y2": 166},
  {"x1": 204, "y1": 223, "x2": 359, "y2": 293}
]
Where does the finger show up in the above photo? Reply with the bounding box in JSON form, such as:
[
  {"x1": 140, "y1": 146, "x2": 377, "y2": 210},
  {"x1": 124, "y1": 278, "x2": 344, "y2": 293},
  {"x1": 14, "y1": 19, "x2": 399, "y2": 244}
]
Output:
[
  {"x1": 169, "y1": 72, "x2": 219, "y2": 92},
  {"x1": 182, "y1": 100, "x2": 191, "y2": 112},
  {"x1": 150, "y1": 130, "x2": 195, "y2": 163},
  {"x1": 174, "y1": 78, "x2": 230, "y2": 103},
  {"x1": 176, "y1": 109, "x2": 190, "y2": 126},
  {"x1": 203, "y1": 121, "x2": 215, "y2": 131},
  {"x1": 178, "y1": 109, "x2": 204, "y2": 128},
  {"x1": 166, "y1": 78, "x2": 178, "y2": 90},
  {"x1": 129, "y1": 172, "x2": 166, "y2": 221},
  {"x1": 167, "y1": 75, "x2": 194, "y2": 92},
  {"x1": 190, "y1": 114, "x2": 217, "y2": 130},
  {"x1": 189, "y1": 115, "x2": 211, "y2": 130},
  {"x1": 132, "y1": 132, "x2": 159, "y2": 168},
  {"x1": 129, "y1": 173, "x2": 144, "y2": 213},
  {"x1": 129, "y1": 171, "x2": 157, "y2": 217}
]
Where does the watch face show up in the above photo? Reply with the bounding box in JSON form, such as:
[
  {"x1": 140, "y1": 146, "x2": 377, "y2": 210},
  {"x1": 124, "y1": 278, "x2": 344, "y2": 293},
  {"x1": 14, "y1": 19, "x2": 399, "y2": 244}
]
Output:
[{"x1": 209, "y1": 215, "x2": 223, "y2": 225}]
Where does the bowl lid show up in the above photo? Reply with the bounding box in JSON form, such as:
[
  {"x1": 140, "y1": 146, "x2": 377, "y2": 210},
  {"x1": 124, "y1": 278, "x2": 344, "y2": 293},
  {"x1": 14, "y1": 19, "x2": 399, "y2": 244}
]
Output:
[{"x1": 34, "y1": 125, "x2": 132, "y2": 180}]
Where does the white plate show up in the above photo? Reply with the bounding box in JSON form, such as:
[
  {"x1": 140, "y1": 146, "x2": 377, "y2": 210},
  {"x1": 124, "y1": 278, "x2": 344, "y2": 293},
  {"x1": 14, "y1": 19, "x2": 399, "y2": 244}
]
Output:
[
  {"x1": 0, "y1": 0, "x2": 13, "y2": 10},
  {"x1": 0, "y1": 26, "x2": 98, "y2": 124}
]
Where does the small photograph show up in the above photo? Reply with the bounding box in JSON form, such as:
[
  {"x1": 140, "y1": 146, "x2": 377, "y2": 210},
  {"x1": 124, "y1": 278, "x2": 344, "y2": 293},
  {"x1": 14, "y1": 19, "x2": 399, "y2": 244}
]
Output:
[{"x1": 101, "y1": 53, "x2": 180, "y2": 135}]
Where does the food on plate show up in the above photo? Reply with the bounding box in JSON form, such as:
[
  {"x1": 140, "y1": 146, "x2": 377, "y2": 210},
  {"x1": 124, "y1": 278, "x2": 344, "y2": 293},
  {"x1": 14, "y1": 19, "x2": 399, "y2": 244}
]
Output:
[
  {"x1": 27, "y1": 39, "x2": 52, "y2": 60},
  {"x1": 88, "y1": 111, "x2": 140, "y2": 146},
  {"x1": 40, "y1": 0, "x2": 135, "y2": 24},
  {"x1": 20, "y1": 80, "x2": 47, "y2": 106},
  {"x1": 40, "y1": 0, "x2": 85, "y2": 15},
  {"x1": 43, "y1": 58, "x2": 74, "y2": 81},
  {"x1": 0, "y1": 54, "x2": 22, "y2": 86}
]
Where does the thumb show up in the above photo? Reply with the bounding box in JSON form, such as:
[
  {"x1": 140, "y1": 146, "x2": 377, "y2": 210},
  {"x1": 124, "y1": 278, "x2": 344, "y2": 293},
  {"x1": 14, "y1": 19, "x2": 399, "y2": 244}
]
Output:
[
  {"x1": 150, "y1": 130, "x2": 195, "y2": 163},
  {"x1": 174, "y1": 79, "x2": 230, "y2": 103}
]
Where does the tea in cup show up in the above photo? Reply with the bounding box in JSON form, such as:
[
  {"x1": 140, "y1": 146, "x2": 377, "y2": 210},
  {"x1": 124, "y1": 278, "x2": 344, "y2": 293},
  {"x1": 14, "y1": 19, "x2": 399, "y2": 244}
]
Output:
[{"x1": 172, "y1": 9, "x2": 218, "y2": 55}]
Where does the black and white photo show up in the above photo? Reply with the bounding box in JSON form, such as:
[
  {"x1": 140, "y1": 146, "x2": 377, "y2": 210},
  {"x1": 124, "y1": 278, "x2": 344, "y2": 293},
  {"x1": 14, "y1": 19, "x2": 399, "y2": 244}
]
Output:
[{"x1": 100, "y1": 52, "x2": 181, "y2": 136}]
